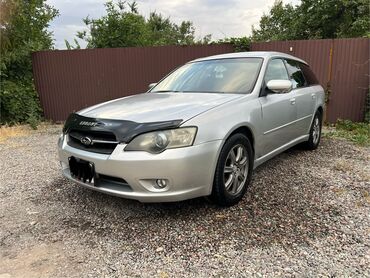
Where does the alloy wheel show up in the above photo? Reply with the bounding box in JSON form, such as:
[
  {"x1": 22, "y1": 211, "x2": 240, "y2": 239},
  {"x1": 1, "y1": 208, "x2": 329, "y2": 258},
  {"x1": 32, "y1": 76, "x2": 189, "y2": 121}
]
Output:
[
  {"x1": 223, "y1": 144, "x2": 249, "y2": 195},
  {"x1": 312, "y1": 117, "x2": 320, "y2": 145}
]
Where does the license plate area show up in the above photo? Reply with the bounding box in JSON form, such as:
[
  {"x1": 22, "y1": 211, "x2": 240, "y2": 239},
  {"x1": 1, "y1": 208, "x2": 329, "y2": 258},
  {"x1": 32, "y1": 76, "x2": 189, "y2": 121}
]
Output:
[{"x1": 68, "y1": 156, "x2": 95, "y2": 184}]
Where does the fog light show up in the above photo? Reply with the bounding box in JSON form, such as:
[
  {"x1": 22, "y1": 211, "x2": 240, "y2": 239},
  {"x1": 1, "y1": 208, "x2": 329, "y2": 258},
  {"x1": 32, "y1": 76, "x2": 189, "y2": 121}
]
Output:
[{"x1": 156, "y1": 179, "x2": 168, "y2": 188}]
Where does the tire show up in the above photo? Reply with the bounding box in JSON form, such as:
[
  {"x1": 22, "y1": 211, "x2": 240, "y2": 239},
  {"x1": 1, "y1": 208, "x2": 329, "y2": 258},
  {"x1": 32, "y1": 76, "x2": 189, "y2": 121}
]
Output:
[
  {"x1": 210, "y1": 133, "x2": 254, "y2": 206},
  {"x1": 304, "y1": 111, "x2": 322, "y2": 150}
]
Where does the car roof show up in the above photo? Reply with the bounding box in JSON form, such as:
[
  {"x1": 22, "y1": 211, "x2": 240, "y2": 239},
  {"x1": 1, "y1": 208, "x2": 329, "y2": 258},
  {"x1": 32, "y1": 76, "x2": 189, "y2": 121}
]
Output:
[{"x1": 190, "y1": 51, "x2": 308, "y2": 65}]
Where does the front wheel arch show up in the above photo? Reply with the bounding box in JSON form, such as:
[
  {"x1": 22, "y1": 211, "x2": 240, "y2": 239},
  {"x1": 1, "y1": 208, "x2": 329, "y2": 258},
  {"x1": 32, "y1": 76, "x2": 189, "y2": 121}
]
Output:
[
  {"x1": 225, "y1": 125, "x2": 255, "y2": 157},
  {"x1": 210, "y1": 133, "x2": 254, "y2": 206},
  {"x1": 208, "y1": 125, "x2": 255, "y2": 190}
]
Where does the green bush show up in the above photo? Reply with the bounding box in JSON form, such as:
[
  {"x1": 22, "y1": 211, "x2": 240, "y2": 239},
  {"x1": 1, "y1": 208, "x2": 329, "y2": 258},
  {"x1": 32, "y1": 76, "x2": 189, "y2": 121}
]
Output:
[
  {"x1": 365, "y1": 89, "x2": 370, "y2": 123},
  {"x1": 0, "y1": 79, "x2": 42, "y2": 129},
  {"x1": 0, "y1": 0, "x2": 58, "y2": 128}
]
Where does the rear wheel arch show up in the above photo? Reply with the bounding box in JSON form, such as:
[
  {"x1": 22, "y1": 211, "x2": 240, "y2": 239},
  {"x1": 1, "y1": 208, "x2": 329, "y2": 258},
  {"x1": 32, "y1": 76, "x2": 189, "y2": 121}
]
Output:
[
  {"x1": 308, "y1": 106, "x2": 323, "y2": 129},
  {"x1": 317, "y1": 106, "x2": 323, "y2": 117},
  {"x1": 304, "y1": 111, "x2": 322, "y2": 150}
]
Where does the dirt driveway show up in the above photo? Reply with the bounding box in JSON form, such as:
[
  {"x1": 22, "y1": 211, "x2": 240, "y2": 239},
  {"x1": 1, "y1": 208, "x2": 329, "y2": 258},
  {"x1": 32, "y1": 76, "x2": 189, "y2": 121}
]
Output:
[{"x1": 0, "y1": 126, "x2": 369, "y2": 277}]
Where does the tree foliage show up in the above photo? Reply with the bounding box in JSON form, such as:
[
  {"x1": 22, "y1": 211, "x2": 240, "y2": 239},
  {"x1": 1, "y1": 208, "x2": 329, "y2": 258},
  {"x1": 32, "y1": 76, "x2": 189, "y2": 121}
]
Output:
[
  {"x1": 252, "y1": 0, "x2": 370, "y2": 41},
  {"x1": 214, "y1": 37, "x2": 251, "y2": 52},
  {"x1": 0, "y1": 0, "x2": 58, "y2": 127},
  {"x1": 74, "y1": 0, "x2": 211, "y2": 48}
]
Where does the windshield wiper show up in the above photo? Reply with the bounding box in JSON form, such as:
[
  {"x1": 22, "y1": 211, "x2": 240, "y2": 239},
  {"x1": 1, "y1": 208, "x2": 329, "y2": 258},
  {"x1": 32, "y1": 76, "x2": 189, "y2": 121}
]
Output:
[
  {"x1": 152, "y1": 90, "x2": 181, "y2": 93},
  {"x1": 181, "y1": 90, "x2": 227, "y2": 94},
  {"x1": 153, "y1": 90, "x2": 228, "y2": 94}
]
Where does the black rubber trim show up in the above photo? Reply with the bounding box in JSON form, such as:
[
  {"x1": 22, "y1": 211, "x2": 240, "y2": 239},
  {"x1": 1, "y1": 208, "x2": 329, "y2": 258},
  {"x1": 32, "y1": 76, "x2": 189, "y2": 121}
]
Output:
[{"x1": 63, "y1": 113, "x2": 183, "y2": 143}]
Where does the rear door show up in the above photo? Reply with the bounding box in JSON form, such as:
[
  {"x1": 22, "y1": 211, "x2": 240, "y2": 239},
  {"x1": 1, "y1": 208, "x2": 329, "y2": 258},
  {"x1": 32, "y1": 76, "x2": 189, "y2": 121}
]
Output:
[
  {"x1": 259, "y1": 58, "x2": 298, "y2": 156},
  {"x1": 284, "y1": 59, "x2": 315, "y2": 136},
  {"x1": 300, "y1": 63, "x2": 321, "y2": 133}
]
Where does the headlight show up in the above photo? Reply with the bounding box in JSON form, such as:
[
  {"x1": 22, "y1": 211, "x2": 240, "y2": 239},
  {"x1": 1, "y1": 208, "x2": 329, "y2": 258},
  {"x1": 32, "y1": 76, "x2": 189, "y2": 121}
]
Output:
[{"x1": 125, "y1": 127, "x2": 197, "y2": 154}]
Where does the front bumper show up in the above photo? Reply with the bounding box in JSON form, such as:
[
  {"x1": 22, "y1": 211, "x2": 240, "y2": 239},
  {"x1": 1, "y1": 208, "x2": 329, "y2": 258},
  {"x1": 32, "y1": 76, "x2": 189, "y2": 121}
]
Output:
[{"x1": 58, "y1": 136, "x2": 222, "y2": 202}]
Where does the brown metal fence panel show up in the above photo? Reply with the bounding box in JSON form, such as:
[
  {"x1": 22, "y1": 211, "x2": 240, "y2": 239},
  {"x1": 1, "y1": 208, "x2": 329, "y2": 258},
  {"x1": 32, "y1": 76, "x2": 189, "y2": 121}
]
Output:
[
  {"x1": 32, "y1": 44, "x2": 234, "y2": 121},
  {"x1": 330, "y1": 38, "x2": 369, "y2": 122},
  {"x1": 251, "y1": 39, "x2": 333, "y2": 88},
  {"x1": 251, "y1": 38, "x2": 370, "y2": 122},
  {"x1": 33, "y1": 39, "x2": 369, "y2": 123}
]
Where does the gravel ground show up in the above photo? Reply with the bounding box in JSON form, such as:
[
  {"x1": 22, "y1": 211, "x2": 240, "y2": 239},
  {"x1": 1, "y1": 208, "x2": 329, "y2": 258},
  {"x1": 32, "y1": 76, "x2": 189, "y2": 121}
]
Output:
[{"x1": 0, "y1": 125, "x2": 369, "y2": 277}]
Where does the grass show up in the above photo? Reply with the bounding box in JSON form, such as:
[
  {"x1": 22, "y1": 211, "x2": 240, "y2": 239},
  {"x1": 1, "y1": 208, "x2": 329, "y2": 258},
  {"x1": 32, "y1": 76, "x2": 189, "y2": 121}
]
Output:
[
  {"x1": 0, "y1": 121, "x2": 60, "y2": 144},
  {"x1": 0, "y1": 125, "x2": 32, "y2": 143},
  {"x1": 324, "y1": 119, "x2": 370, "y2": 147}
]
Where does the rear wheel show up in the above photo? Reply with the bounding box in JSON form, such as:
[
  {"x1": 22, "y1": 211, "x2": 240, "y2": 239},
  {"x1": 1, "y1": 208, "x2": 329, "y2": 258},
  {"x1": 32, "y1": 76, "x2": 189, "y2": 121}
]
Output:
[
  {"x1": 211, "y1": 134, "x2": 253, "y2": 206},
  {"x1": 304, "y1": 111, "x2": 322, "y2": 150}
]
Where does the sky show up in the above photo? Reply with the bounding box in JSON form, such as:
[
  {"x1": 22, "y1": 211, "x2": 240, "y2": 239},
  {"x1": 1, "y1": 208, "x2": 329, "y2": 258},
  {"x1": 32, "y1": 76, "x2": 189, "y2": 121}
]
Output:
[{"x1": 47, "y1": 0, "x2": 298, "y2": 49}]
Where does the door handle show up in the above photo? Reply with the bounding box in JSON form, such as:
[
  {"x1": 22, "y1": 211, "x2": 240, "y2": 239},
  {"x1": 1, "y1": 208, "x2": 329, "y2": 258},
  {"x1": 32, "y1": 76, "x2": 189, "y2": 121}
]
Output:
[
  {"x1": 311, "y1": 93, "x2": 316, "y2": 99},
  {"x1": 290, "y1": 98, "x2": 296, "y2": 105}
]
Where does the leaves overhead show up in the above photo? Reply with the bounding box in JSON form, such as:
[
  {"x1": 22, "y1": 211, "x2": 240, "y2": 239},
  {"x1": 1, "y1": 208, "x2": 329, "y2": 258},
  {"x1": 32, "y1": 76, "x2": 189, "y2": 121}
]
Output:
[
  {"x1": 75, "y1": 0, "x2": 211, "y2": 48},
  {"x1": 214, "y1": 37, "x2": 251, "y2": 52},
  {"x1": 252, "y1": 0, "x2": 370, "y2": 41}
]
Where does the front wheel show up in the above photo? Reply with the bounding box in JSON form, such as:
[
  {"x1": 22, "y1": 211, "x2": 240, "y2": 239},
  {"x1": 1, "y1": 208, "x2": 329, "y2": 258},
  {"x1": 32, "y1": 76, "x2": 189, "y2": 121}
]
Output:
[
  {"x1": 304, "y1": 111, "x2": 322, "y2": 150},
  {"x1": 210, "y1": 134, "x2": 253, "y2": 206}
]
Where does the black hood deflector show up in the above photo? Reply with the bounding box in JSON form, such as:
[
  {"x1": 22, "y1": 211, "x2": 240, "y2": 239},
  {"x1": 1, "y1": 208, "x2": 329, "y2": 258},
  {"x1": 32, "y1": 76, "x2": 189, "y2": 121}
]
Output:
[{"x1": 63, "y1": 113, "x2": 183, "y2": 143}]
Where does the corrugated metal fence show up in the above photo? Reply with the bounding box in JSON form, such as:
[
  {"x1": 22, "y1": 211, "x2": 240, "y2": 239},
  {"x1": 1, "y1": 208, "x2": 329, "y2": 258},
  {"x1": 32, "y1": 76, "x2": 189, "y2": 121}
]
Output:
[
  {"x1": 33, "y1": 39, "x2": 369, "y2": 122},
  {"x1": 32, "y1": 44, "x2": 234, "y2": 121},
  {"x1": 251, "y1": 38, "x2": 369, "y2": 123}
]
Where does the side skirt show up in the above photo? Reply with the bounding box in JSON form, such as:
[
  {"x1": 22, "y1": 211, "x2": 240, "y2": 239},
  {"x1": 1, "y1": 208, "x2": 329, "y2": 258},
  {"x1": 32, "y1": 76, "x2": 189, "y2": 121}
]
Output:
[{"x1": 253, "y1": 135, "x2": 309, "y2": 169}]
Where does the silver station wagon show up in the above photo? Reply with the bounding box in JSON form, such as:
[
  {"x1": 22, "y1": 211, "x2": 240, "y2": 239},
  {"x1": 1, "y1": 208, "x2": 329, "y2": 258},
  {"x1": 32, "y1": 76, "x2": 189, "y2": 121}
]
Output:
[{"x1": 58, "y1": 51, "x2": 325, "y2": 206}]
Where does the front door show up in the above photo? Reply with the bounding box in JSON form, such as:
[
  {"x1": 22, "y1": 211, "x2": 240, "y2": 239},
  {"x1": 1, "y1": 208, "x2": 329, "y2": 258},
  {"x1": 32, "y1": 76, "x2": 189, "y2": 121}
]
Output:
[{"x1": 259, "y1": 58, "x2": 298, "y2": 157}]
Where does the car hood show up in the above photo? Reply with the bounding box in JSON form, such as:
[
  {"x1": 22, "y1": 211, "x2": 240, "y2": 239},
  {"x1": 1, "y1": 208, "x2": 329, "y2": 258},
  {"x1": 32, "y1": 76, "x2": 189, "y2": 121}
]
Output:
[{"x1": 79, "y1": 92, "x2": 242, "y2": 122}]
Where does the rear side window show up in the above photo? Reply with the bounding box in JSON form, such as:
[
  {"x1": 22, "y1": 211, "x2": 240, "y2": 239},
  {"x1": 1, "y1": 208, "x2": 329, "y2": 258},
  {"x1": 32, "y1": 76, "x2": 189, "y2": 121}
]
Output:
[
  {"x1": 300, "y1": 63, "x2": 319, "y2": 85},
  {"x1": 284, "y1": 59, "x2": 306, "y2": 88},
  {"x1": 264, "y1": 59, "x2": 289, "y2": 83}
]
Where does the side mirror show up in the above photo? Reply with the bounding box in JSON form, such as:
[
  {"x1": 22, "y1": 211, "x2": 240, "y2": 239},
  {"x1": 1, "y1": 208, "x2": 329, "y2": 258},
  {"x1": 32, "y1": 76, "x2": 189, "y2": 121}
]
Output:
[
  {"x1": 266, "y1": 80, "x2": 292, "y2": 94},
  {"x1": 148, "y1": 83, "x2": 157, "y2": 90}
]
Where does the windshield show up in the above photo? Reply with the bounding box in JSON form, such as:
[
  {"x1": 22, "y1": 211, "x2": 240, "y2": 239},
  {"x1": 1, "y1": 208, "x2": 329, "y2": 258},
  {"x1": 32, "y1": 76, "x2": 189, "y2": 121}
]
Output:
[{"x1": 151, "y1": 58, "x2": 263, "y2": 94}]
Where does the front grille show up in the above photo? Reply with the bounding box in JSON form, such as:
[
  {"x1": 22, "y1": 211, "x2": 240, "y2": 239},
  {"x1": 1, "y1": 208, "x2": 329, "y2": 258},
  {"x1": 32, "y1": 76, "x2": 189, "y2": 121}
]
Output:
[{"x1": 67, "y1": 129, "x2": 118, "y2": 154}]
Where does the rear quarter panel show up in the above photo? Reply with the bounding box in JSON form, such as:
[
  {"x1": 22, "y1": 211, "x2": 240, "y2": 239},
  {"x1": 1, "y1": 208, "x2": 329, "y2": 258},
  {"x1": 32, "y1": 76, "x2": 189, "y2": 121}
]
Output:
[
  {"x1": 313, "y1": 85, "x2": 325, "y2": 109},
  {"x1": 309, "y1": 85, "x2": 325, "y2": 132}
]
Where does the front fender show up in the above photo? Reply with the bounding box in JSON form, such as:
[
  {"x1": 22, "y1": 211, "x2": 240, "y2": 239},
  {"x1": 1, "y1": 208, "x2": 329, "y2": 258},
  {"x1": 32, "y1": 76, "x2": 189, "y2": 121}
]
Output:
[{"x1": 183, "y1": 96, "x2": 263, "y2": 157}]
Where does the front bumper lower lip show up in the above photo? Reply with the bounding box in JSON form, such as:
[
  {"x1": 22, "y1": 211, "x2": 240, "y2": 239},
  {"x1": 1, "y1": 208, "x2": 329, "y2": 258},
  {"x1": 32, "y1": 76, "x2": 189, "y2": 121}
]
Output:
[
  {"x1": 58, "y1": 137, "x2": 222, "y2": 202},
  {"x1": 62, "y1": 168, "x2": 207, "y2": 202}
]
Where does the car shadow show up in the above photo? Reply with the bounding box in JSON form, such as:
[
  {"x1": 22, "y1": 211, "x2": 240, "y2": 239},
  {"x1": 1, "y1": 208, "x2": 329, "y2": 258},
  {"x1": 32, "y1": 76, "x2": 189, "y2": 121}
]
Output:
[{"x1": 45, "y1": 142, "x2": 337, "y2": 250}]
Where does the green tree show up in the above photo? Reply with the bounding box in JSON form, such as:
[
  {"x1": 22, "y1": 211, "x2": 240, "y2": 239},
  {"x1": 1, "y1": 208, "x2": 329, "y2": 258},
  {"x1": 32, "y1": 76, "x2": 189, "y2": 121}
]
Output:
[
  {"x1": 251, "y1": 1, "x2": 297, "y2": 41},
  {"x1": 214, "y1": 37, "x2": 251, "y2": 52},
  {"x1": 0, "y1": 0, "x2": 58, "y2": 127},
  {"x1": 65, "y1": 39, "x2": 81, "y2": 50},
  {"x1": 77, "y1": 1, "x2": 148, "y2": 48},
  {"x1": 146, "y1": 12, "x2": 197, "y2": 45},
  {"x1": 74, "y1": 0, "x2": 209, "y2": 48},
  {"x1": 252, "y1": 0, "x2": 369, "y2": 41}
]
